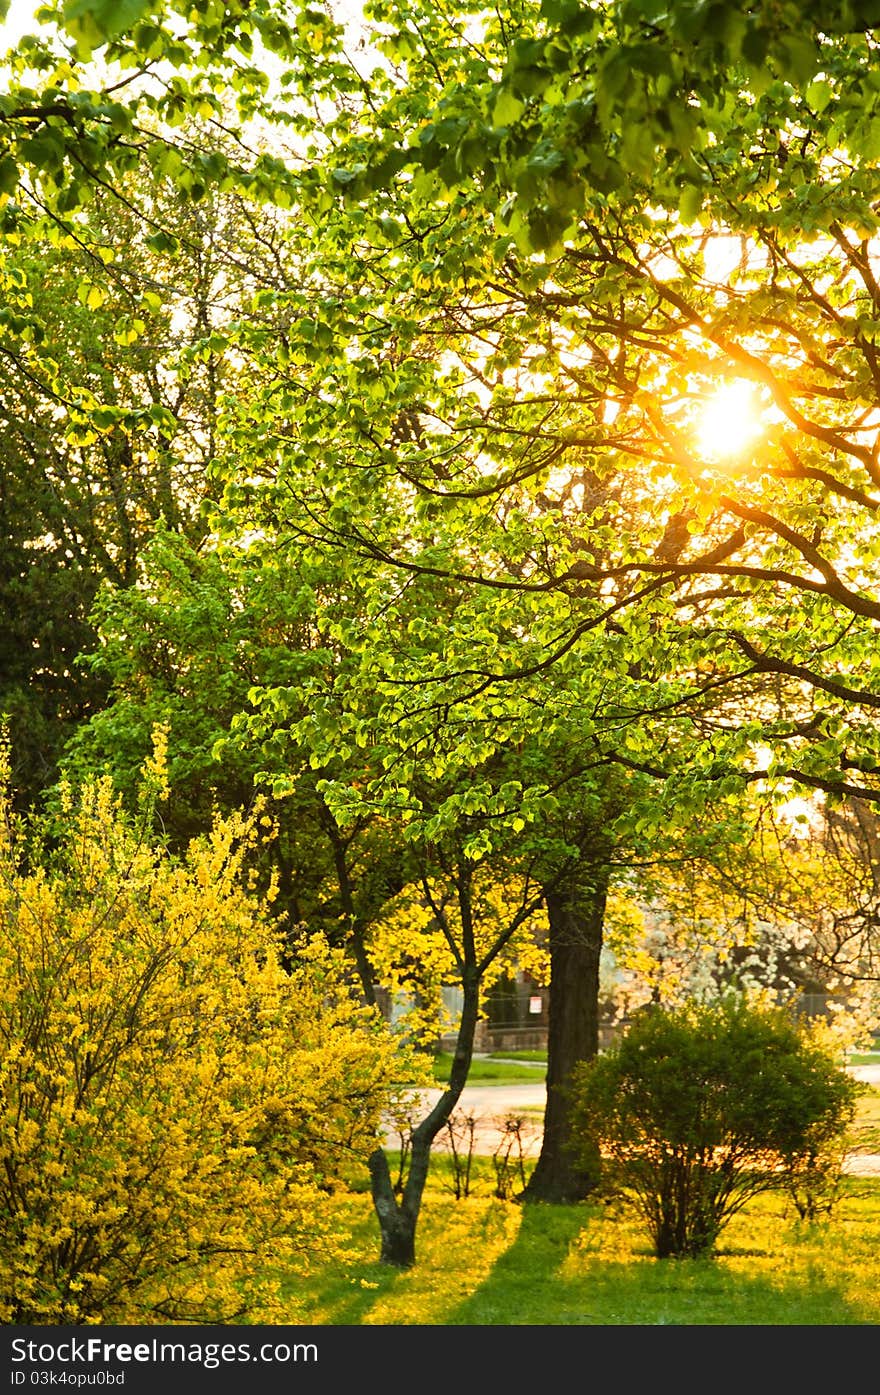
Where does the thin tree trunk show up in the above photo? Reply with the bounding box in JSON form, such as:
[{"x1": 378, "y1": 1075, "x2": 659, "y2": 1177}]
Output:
[
  {"x1": 369, "y1": 967, "x2": 480, "y2": 1266},
  {"x1": 523, "y1": 863, "x2": 609, "y2": 1203},
  {"x1": 320, "y1": 803, "x2": 377, "y2": 1006}
]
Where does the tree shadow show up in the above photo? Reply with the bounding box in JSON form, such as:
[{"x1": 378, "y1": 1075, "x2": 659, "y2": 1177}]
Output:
[
  {"x1": 277, "y1": 1193, "x2": 406, "y2": 1325},
  {"x1": 442, "y1": 1199, "x2": 876, "y2": 1326},
  {"x1": 294, "y1": 1258, "x2": 403, "y2": 1325},
  {"x1": 284, "y1": 1180, "x2": 880, "y2": 1326}
]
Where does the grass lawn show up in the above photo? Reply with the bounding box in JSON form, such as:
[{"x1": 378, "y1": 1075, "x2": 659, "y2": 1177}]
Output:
[
  {"x1": 283, "y1": 1160, "x2": 880, "y2": 1325},
  {"x1": 486, "y1": 1049, "x2": 548, "y2": 1063},
  {"x1": 432, "y1": 1047, "x2": 880, "y2": 1084},
  {"x1": 432, "y1": 1051, "x2": 547, "y2": 1083},
  {"x1": 277, "y1": 1083, "x2": 880, "y2": 1326}
]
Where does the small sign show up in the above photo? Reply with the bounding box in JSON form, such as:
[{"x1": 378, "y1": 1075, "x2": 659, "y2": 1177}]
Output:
[{"x1": 528, "y1": 995, "x2": 542, "y2": 1015}]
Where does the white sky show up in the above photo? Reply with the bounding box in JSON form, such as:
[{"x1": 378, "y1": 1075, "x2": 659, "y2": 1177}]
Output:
[{"x1": 0, "y1": 0, "x2": 39, "y2": 47}]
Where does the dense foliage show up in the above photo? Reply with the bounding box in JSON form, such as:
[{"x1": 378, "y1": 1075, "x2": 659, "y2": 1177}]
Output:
[
  {"x1": 3, "y1": 0, "x2": 880, "y2": 1269},
  {"x1": 0, "y1": 742, "x2": 420, "y2": 1321}
]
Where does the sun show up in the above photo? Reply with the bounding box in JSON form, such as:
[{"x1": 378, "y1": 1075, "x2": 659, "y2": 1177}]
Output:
[{"x1": 695, "y1": 380, "x2": 763, "y2": 460}]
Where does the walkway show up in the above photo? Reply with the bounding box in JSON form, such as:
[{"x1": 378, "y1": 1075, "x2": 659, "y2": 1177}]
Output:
[{"x1": 391, "y1": 1063, "x2": 880, "y2": 1175}]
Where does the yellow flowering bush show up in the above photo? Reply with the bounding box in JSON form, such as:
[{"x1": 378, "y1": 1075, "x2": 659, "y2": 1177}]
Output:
[
  {"x1": 368, "y1": 873, "x2": 550, "y2": 1046},
  {"x1": 0, "y1": 766, "x2": 416, "y2": 1324}
]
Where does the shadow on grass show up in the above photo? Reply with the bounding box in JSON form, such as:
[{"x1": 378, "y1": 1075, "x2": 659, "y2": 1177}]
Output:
[
  {"x1": 298, "y1": 1260, "x2": 403, "y2": 1326},
  {"x1": 441, "y1": 1196, "x2": 876, "y2": 1326},
  {"x1": 280, "y1": 1194, "x2": 405, "y2": 1325},
  {"x1": 283, "y1": 1175, "x2": 880, "y2": 1326}
]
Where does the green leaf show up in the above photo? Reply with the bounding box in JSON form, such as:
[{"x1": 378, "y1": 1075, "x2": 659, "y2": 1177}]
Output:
[
  {"x1": 0, "y1": 155, "x2": 18, "y2": 196},
  {"x1": 92, "y1": 405, "x2": 120, "y2": 430},
  {"x1": 62, "y1": 0, "x2": 154, "y2": 53},
  {"x1": 144, "y1": 231, "x2": 178, "y2": 255},
  {"x1": 77, "y1": 282, "x2": 106, "y2": 310},
  {"x1": 20, "y1": 131, "x2": 63, "y2": 173},
  {"x1": 805, "y1": 79, "x2": 833, "y2": 113},
  {"x1": 493, "y1": 89, "x2": 526, "y2": 128},
  {"x1": 678, "y1": 183, "x2": 704, "y2": 223},
  {"x1": 777, "y1": 34, "x2": 819, "y2": 85},
  {"x1": 850, "y1": 117, "x2": 880, "y2": 162}
]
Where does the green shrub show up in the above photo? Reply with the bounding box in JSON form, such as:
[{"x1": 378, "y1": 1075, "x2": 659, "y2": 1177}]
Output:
[{"x1": 567, "y1": 997, "x2": 859, "y2": 1259}]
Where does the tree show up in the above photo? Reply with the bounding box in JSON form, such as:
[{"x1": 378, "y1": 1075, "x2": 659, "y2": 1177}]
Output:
[
  {"x1": 364, "y1": 825, "x2": 546, "y2": 1265},
  {"x1": 286, "y1": 0, "x2": 879, "y2": 254},
  {"x1": 60, "y1": 514, "x2": 564, "y2": 1262},
  {"x1": 9, "y1": 0, "x2": 880, "y2": 818},
  {"x1": 684, "y1": 794, "x2": 880, "y2": 1037},
  {"x1": 0, "y1": 169, "x2": 291, "y2": 810},
  {"x1": 0, "y1": 741, "x2": 420, "y2": 1322},
  {"x1": 233, "y1": 6, "x2": 880, "y2": 1213},
  {"x1": 525, "y1": 814, "x2": 616, "y2": 1202},
  {"x1": 61, "y1": 525, "x2": 419, "y2": 1000},
  {"x1": 0, "y1": 0, "x2": 325, "y2": 816},
  {"x1": 256, "y1": 0, "x2": 880, "y2": 812},
  {"x1": 0, "y1": 0, "x2": 303, "y2": 216},
  {"x1": 77, "y1": 516, "x2": 788, "y2": 1216}
]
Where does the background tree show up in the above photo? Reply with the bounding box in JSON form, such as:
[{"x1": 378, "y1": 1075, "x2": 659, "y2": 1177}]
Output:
[
  {"x1": 0, "y1": 0, "x2": 303, "y2": 221},
  {"x1": 0, "y1": 169, "x2": 295, "y2": 810},
  {"x1": 669, "y1": 795, "x2": 880, "y2": 1037},
  {"x1": 60, "y1": 524, "x2": 420, "y2": 1002}
]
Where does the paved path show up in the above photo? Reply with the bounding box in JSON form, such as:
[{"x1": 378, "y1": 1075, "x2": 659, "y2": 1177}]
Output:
[
  {"x1": 391, "y1": 1063, "x2": 880, "y2": 1174},
  {"x1": 843, "y1": 1065, "x2": 880, "y2": 1173}
]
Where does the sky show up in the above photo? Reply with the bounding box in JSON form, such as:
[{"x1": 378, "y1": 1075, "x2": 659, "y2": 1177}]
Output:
[{"x1": 0, "y1": 0, "x2": 39, "y2": 47}]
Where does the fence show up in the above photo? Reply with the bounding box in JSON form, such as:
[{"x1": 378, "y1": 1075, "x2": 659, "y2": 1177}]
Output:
[{"x1": 441, "y1": 995, "x2": 849, "y2": 1056}]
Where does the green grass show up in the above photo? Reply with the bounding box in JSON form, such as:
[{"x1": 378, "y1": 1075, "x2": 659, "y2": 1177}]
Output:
[
  {"x1": 282, "y1": 1161, "x2": 880, "y2": 1325},
  {"x1": 432, "y1": 1051, "x2": 546, "y2": 1083},
  {"x1": 433, "y1": 1047, "x2": 877, "y2": 1084},
  {"x1": 277, "y1": 1085, "x2": 880, "y2": 1326},
  {"x1": 486, "y1": 1049, "x2": 547, "y2": 1064}
]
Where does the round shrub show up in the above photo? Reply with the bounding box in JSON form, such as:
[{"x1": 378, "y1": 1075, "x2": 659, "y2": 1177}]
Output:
[{"x1": 567, "y1": 996, "x2": 859, "y2": 1259}]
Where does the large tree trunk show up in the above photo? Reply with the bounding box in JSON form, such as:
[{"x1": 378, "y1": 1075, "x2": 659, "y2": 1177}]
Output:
[{"x1": 523, "y1": 863, "x2": 609, "y2": 1203}]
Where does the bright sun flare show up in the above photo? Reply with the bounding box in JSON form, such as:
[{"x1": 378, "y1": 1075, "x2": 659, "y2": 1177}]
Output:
[{"x1": 695, "y1": 381, "x2": 763, "y2": 460}]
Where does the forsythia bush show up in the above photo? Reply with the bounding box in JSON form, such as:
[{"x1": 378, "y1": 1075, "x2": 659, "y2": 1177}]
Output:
[{"x1": 0, "y1": 762, "x2": 418, "y2": 1324}]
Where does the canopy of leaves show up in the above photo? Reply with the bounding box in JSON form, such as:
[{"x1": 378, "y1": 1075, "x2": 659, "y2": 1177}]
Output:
[{"x1": 210, "y1": 0, "x2": 880, "y2": 828}]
